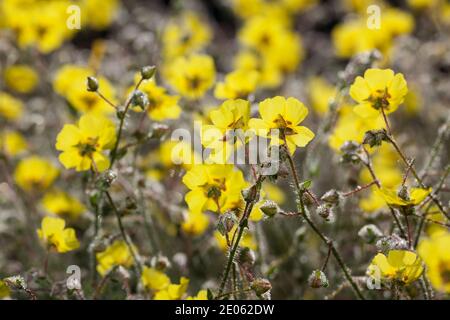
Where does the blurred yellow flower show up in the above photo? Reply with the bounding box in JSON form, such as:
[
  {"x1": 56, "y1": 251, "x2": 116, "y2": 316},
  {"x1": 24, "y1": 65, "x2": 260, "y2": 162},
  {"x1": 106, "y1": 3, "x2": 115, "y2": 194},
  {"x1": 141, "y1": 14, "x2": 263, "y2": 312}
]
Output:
[
  {"x1": 162, "y1": 12, "x2": 211, "y2": 60},
  {"x1": 350, "y1": 68, "x2": 408, "y2": 118},
  {"x1": 0, "y1": 280, "x2": 10, "y2": 299},
  {"x1": 0, "y1": 131, "x2": 27, "y2": 156},
  {"x1": 37, "y1": 216, "x2": 80, "y2": 253},
  {"x1": 214, "y1": 227, "x2": 257, "y2": 251},
  {"x1": 96, "y1": 240, "x2": 134, "y2": 276},
  {"x1": 233, "y1": 51, "x2": 282, "y2": 89},
  {"x1": 166, "y1": 54, "x2": 216, "y2": 100},
  {"x1": 182, "y1": 211, "x2": 210, "y2": 236},
  {"x1": 41, "y1": 190, "x2": 85, "y2": 220},
  {"x1": 53, "y1": 65, "x2": 117, "y2": 114},
  {"x1": 154, "y1": 277, "x2": 189, "y2": 300},
  {"x1": 187, "y1": 289, "x2": 208, "y2": 300},
  {"x1": 249, "y1": 96, "x2": 315, "y2": 154},
  {"x1": 0, "y1": 92, "x2": 23, "y2": 121},
  {"x1": 182, "y1": 164, "x2": 247, "y2": 214},
  {"x1": 329, "y1": 106, "x2": 384, "y2": 151},
  {"x1": 4, "y1": 65, "x2": 38, "y2": 94},
  {"x1": 141, "y1": 266, "x2": 171, "y2": 291},
  {"x1": 418, "y1": 231, "x2": 450, "y2": 293},
  {"x1": 14, "y1": 156, "x2": 59, "y2": 192},
  {"x1": 56, "y1": 113, "x2": 116, "y2": 172},
  {"x1": 367, "y1": 250, "x2": 423, "y2": 285},
  {"x1": 308, "y1": 77, "x2": 336, "y2": 116},
  {"x1": 214, "y1": 69, "x2": 259, "y2": 100},
  {"x1": 79, "y1": 0, "x2": 119, "y2": 30}
]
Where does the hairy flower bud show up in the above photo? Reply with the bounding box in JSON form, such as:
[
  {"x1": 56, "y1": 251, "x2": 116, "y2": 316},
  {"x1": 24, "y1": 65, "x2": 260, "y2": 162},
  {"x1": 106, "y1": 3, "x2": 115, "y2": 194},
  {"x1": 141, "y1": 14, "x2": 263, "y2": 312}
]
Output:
[
  {"x1": 321, "y1": 189, "x2": 340, "y2": 205},
  {"x1": 316, "y1": 204, "x2": 333, "y2": 222},
  {"x1": 376, "y1": 235, "x2": 408, "y2": 253},
  {"x1": 141, "y1": 65, "x2": 156, "y2": 80},
  {"x1": 251, "y1": 278, "x2": 272, "y2": 296},
  {"x1": 397, "y1": 186, "x2": 410, "y2": 201},
  {"x1": 131, "y1": 90, "x2": 149, "y2": 110},
  {"x1": 260, "y1": 200, "x2": 279, "y2": 218},
  {"x1": 239, "y1": 247, "x2": 256, "y2": 266},
  {"x1": 149, "y1": 123, "x2": 170, "y2": 139},
  {"x1": 358, "y1": 224, "x2": 383, "y2": 244},
  {"x1": 87, "y1": 76, "x2": 99, "y2": 92},
  {"x1": 152, "y1": 255, "x2": 171, "y2": 271},
  {"x1": 308, "y1": 270, "x2": 329, "y2": 288},
  {"x1": 95, "y1": 170, "x2": 117, "y2": 190},
  {"x1": 217, "y1": 212, "x2": 237, "y2": 235},
  {"x1": 340, "y1": 141, "x2": 362, "y2": 164}
]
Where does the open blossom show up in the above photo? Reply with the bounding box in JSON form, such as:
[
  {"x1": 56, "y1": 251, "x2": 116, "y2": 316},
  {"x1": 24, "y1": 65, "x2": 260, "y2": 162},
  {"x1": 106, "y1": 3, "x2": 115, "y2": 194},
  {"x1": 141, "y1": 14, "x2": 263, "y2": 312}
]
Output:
[
  {"x1": 14, "y1": 156, "x2": 59, "y2": 192},
  {"x1": 56, "y1": 114, "x2": 116, "y2": 172},
  {"x1": 41, "y1": 189, "x2": 86, "y2": 220},
  {"x1": 376, "y1": 187, "x2": 432, "y2": 207},
  {"x1": 201, "y1": 99, "x2": 250, "y2": 163},
  {"x1": 249, "y1": 96, "x2": 315, "y2": 154},
  {"x1": 96, "y1": 240, "x2": 134, "y2": 276},
  {"x1": 182, "y1": 164, "x2": 247, "y2": 214},
  {"x1": 349, "y1": 68, "x2": 408, "y2": 118},
  {"x1": 367, "y1": 250, "x2": 424, "y2": 285},
  {"x1": 165, "y1": 54, "x2": 216, "y2": 100},
  {"x1": 214, "y1": 69, "x2": 260, "y2": 100},
  {"x1": 37, "y1": 216, "x2": 80, "y2": 253}
]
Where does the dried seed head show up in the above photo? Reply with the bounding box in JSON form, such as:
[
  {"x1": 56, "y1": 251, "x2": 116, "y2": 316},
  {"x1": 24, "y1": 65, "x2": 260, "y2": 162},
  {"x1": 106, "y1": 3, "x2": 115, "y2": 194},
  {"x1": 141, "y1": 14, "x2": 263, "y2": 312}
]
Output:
[
  {"x1": 87, "y1": 76, "x2": 99, "y2": 92},
  {"x1": 363, "y1": 129, "x2": 388, "y2": 147},
  {"x1": 308, "y1": 270, "x2": 329, "y2": 288}
]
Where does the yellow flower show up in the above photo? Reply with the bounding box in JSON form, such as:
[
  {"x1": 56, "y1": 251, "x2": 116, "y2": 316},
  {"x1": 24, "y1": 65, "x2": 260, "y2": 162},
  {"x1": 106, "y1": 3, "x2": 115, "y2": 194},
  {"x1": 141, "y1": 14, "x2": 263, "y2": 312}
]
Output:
[
  {"x1": 4, "y1": 64, "x2": 38, "y2": 93},
  {"x1": 56, "y1": 113, "x2": 116, "y2": 172},
  {"x1": 376, "y1": 187, "x2": 432, "y2": 207},
  {"x1": 162, "y1": 11, "x2": 211, "y2": 60},
  {"x1": 350, "y1": 68, "x2": 408, "y2": 118},
  {"x1": 307, "y1": 77, "x2": 336, "y2": 116},
  {"x1": 0, "y1": 131, "x2": 27, "y2": 156},
  {"x1": 418, "y1": 231, "x2": 450, "y2": 293},
  {"x1": 187, "y1": 289, "x2": 208, "y2": 300},
  {"x1": 329, "y1": 106, "x2": 385, "y2": 151},
  {"x1": 41, "y1": 190, "x2": 85, "y2": 220},
  {"x1": 53, "y1": 65, "x2": 117, "y2": 114},
  {"x1": 79, "y1": 0, "x2": 119, "y2": 30},
  {"x1": 367, "y1": 250, "x2": 424, "y2": 285},
  {"x1": 165, "y1": 54, "x2": 216, "y2": 100},
  {"x1": 239, "y1": 15, "x2": 286, "y2": 54},
  {"x1": 141, "y1": 267, "x2": 171, "y2": 291},
  {"x1": 0, "y1": 92, "x2": 23, "y2": 121},
  {"x1": 233, "y1": 51, "x2": 282, "y2": 89},
  {"x1": 14, "y1": 156, "x2": 59, "y2": 192},
  {"x1": 182, "y1": 164, "x2": 247, "y2": 214},
  {"x1": 0, "y1": 280, "x2": 10, "y2": 299},
  {"x1": 214, "y1": 69, "x2": 259, "y2": 100},
  {"x1": 182, "y1": 211, "x2": 210, "y2": 236},
  {"x1": 131, "y1": 79, "x2": 181, "y2": 121},
  {"x1": 249, "y1": 96, "x2": 315, "y2": 154},
  {"x1": 37, "y1": 216, "x2": 80, "y2": 253},
  {"x1": 214, "y1": 227, "x2": 257, "y2": 251},
  {"x1": 154, "y1": 277, "x2": 189, "y2": 300},
  {"x1": 201, "y1": 99, "x2": 250, "y2": 164},
  {"x1": 96, "y1": 240, "x2": 134, "y2": 276}
]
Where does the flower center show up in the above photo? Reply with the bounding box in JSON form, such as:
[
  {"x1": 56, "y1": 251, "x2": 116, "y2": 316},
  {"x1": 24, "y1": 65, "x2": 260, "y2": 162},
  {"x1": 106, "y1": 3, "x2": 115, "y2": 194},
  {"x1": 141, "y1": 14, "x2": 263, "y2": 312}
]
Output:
[
  {"x1": 369, "y1": 89, "x2": 391, "y2": 110},
  {"x1": 77, "y1": 137, "x2": 99, "y2": 157},
  {"x1": 273, "y1": 115, "x2": 295, "y2": 136},
  {"x1": 204, "y1": 179, "x2": 227, "y2": 199}
]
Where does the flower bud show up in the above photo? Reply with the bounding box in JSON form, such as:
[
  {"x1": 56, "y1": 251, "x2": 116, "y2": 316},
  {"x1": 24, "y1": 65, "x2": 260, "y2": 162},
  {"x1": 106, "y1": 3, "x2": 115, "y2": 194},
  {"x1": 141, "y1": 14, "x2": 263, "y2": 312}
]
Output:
[
  {"x1": 316, "y1": 204, "x2": 333, "y2": 221},
  {"x1": 149, "y1": 123, "x2": 170, "y2": 139},
  {"x1": 397, "y1": 186, "x2": 410, "y2": 201},
  {"x1": 340, "y1": 141, "x2": 362, "y2": 164},
  {"x1": 260, "y1": 200, "x2": 279, "y2": 218},
  {"x1": 251, "y1": 278, "x2": 272, "y2": 296},
  {"x1": 321, "y1": 189, "x2": 340, "y2": 205},
  {"x1": 87, "y1": 76, "x2": 99, "y2": 92},
  {"x1": 95, "y1": 170, "x2": 117, "y2": 190},
  {"x1": 141, "y1": 65, "x2": 156, "y2": 80},
  {"x1": 238, "y1": 247, "x2": 256, "y2": 266},
  {"x1": 301, "y1": 192, "x2": 314, "y2": 207},
  {"x1": 152, "y1": 255, "x2": 171, "y2": 271},
  {"x1": 376, "y1": 235, "x2": 408, "y2": 253},
  {"x1": 308, "y1": 270, "x2": 329, "y2": 288},
  {"x1": 358, "y1": 224, "x2": 383, "y2": 244},
  {"x1": 131, "y1": 90, "x2": 149, "y2": 110},
  {"x1": 217, "y1": 212, "x2": 237, "y2": 235}
]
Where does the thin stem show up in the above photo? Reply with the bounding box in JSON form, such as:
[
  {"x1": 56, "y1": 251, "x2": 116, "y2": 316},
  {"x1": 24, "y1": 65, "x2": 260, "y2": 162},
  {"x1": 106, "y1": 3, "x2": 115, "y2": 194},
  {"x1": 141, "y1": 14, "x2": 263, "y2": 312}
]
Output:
[
  {"x1": 342, "y1": 181, "x2": 378, "y2": 197},
  {"x1": 96, "y1": 91, "x2": 118, "y2": 109},
  {"x1": 285, "y1": 148, "x2": 365, "y2": 300}
]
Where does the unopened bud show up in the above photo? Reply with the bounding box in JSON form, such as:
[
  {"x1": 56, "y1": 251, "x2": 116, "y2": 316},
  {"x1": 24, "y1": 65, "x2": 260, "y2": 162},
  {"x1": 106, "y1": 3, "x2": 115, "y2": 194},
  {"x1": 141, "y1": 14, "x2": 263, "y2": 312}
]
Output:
[
  {"x1": 321, "y1": 189, "x2": 340, "y2": 205},
  {"x1": 308, "y1": 270, "x2": 329, "y2": 288},
  {"x1": 251, "y1": 278, "x2": 272, "y2": 296},
  {"x1": 238, "y1": 247, "x2": 256, "y2": 266},
  {"x1": 397, "y1": 186, "x2": 410, "y2": 201},
  {"x1": 260, "y1": 200, "x2": 279, "y2": 218},
  {"x1": 87, "y1": 76, "x2": 99, "y2": 92},
  {"x1": 317, "y1": 204, "x2": 333, "y2": 221},
  {"x1": 340, "y1": 141, "x2": 362, "y2": 164},
  {"x1": 358, "y1": 224, "x2": 383, "y2": 244},
  {"x1": 131, "y1": 90, "x2": 149, "y2": 110},
  {"x1": 95, "y1": 170, "x2": 117, "y2": 190},
  {"x1": 217, "y1": 212, "x2": 237, "y2": 235},
  {"x1": 141, "y1": 65, "x2": 156, "y2": 80},
  {"x1": 152, "y1": 255, "x2": 171, "y2": 271},
  {"x1": 376, "y1": 235, "x2": 408, "y2": 253},
  {"x1": 149, "y1": 123, "x2": 170, "y2": 139}
]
